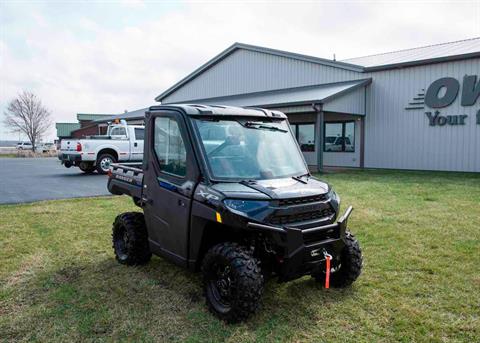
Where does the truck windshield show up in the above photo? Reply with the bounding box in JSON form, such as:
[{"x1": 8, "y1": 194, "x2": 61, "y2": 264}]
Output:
[{"x1": 193, "y1": 118, "x2": 308, "y2": 180}]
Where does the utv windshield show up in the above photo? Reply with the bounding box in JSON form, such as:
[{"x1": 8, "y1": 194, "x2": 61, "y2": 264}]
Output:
[{"x1": 193, "y1": 118, "x2": 308, "y2": 180}]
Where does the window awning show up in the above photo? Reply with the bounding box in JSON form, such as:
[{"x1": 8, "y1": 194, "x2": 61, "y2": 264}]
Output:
[{"x1": 192, "y1": 78, "x2": 372, "y2": 112}]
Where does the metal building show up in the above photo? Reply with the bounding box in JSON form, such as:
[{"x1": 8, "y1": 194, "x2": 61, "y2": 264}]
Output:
[{"x1": 156, "y1": 38, "x2": 480, "y2": 172}]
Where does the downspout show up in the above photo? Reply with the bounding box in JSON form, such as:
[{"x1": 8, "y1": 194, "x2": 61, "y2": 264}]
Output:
[{"x1": 312, "y1": 103, "x2": 324, "y2": 173}]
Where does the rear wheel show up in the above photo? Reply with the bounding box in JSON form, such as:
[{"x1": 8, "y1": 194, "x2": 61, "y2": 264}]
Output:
[
  {"x1": 112, "y1": 212, "x2": 151, "y2": 265},
  {"x1": 202, "y1": 242, "x2": 264, "y2": 323},
  {"x1": 312, "y1": 230, "x2": 363, "y2": 287},
  {"x1": 96, "y1": 153, "x2": 116, "y2": 174},
  {"x1": 79, "y1": 162, "x2": 95, "y2": 173}
]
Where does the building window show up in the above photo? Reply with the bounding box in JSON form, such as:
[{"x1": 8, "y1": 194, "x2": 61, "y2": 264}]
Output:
[
  {"x1": 291, "y1": 123, "x2": 315, "y2": 152},
  {"x1": 324, "y1": 121, "x2": 355, "y2": 152},
  {"x1": 154, "y1": 117, "x2": 187, "y2": 177}
]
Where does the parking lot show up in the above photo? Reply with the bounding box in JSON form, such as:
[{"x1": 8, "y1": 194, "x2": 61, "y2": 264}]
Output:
[{"x1": 0, "y1": 158, "x2": 111, "y2": 204}]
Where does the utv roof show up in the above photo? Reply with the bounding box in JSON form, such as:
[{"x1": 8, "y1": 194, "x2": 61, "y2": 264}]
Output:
[{"x1": 148, "y1": 104, "x2": 287, "y2": 119}]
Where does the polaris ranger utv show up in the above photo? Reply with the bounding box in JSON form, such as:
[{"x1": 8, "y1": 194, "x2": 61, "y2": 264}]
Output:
[{"x1": 108, "y1": 104, "x2": 362, "y2": 323}]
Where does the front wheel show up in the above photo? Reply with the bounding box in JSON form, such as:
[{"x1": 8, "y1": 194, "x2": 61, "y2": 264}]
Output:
[
  {"x1": 96, "y1": 153, "x2": 116, "y2": 174},
  {"x1": 202, "y1": 242, "x2": 264, "y2": 323},
  {"x1": 312, "y1": 230, "x2": 363, "y2": 287},
  {"x1": 112, "y1": 212, "x2": 151, "y2": 265}
]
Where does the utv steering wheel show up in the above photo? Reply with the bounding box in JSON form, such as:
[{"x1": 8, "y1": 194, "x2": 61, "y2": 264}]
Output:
[{"x1": 208, "y1": 136, "x2": 240, "y2": 157}]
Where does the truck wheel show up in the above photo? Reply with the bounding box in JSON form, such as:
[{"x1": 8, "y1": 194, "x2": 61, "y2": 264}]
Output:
[
  {"x1": 79, "y1": 162, "x2": 95, "y2": 174},
  {"x1": 201, "y1": 242, "x2": 264, "y2": 323},
  {"x1": 112, "y1": 212, "x2": 151, "y2": 265},
  {"x1": 312, "y1": 231, "x2": 363, "y2": 288},
  {"x1": 96, "y1": 153, "x2": 116, "y2": 174}
]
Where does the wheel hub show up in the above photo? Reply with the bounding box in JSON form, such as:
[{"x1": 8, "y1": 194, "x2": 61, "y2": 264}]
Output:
[
  {"x1": 100, "y1": 157, "x2": 112, "y2": 171},
  {"x1": 216, "y1": 278, "x2": 230, "y2": 297},
  {"x1": 209, "y1": 264, "x2": 233, "y2": 307}
]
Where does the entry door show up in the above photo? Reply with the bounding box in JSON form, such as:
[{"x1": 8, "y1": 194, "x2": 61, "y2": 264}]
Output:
[{"x1": 142, "y1": 112, "x2": 197, "y2": 266}]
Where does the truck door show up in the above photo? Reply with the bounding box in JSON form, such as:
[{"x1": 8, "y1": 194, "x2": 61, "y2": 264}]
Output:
[
  {"x1": 131, "y1": 127, "x2": 144, "y2": 161},
  {"x1": 142, "y1": 110, "x2": 198, "y2": 267},
  {"x1": 109, "y1": 126, "x2": 130, "y2": 161}
]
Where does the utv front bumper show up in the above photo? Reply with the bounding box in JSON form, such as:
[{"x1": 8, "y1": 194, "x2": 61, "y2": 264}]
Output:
[{"x1": 247, "y1": 206, "x2": 353, "y2": 282}]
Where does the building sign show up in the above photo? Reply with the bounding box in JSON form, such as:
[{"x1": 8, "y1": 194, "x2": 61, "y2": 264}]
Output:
[{"x1": 406, "y1": 74, "x2": 480, "y2": 126}]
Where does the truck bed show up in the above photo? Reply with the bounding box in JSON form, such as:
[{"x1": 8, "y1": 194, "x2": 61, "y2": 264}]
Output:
[{"x1": 107, "y1": 163, "x2": 144, "y2": 200}]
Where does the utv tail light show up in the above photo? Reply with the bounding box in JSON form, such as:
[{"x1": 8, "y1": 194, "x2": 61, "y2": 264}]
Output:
[{"x1": 76, "y1": 142, "x2": 82, "y2": 152}]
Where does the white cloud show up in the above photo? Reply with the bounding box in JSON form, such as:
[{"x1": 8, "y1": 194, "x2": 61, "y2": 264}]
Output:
[
  {"x1": 1, "y1": 0, "x2": 479, "y2": 140},
  {"x1": 119, "y1": 0, "x2": 146, "y2": 9}
]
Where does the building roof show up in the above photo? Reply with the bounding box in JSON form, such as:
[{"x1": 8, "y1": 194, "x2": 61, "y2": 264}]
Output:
[
  {"x1": 56, "y1": 123, "x2": 81, "y2": 138},
  {"x1": 343, "y1": 37, "x2": 480, "y2": 70},
  {"x1": 155, "y1": 42, "x2": 364, "y2": 102},
  {"x1": 92, "y1": 108, "x2": 149, "y2": 123},
  {"x1": 155, "y1": 38, "x2": 480, "y2": 102},
  {"x1": 174, "y1": 79, "x2": 371, "y2": 109},
  {"x1": 76, "y1": 113, "x2": 116, "y2": 121}
]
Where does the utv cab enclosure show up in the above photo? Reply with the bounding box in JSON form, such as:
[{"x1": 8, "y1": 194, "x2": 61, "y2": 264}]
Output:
[{"x1": 108, "y1": 104, "x2": 363, "y2": 323}]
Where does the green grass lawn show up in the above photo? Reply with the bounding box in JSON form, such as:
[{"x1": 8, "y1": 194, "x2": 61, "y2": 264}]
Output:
[
  {"x1": 0, "y1": 153, "x2": 18, "y2": 158},
  {"x1": 1, "y1": 170, "x2": 479, "y2": 342}
]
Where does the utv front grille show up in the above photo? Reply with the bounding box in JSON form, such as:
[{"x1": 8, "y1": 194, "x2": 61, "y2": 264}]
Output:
[
  {"x1": 278, "y1": 194, "x2": 327, "y2": 207},
  {"x1": 269, "y1": 207, "x2": 335, "y2": 225}
]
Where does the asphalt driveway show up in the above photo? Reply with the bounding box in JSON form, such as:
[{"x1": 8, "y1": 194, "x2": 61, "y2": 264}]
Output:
[{"x1": 0, "y1": 158, "x2": 111, "y2": 204}]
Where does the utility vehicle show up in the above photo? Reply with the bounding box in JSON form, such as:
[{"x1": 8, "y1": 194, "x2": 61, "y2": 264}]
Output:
[
  {"x1": 16, "y1": 142, "x2": 33, "y2": 150},
  {"x1": 108, "y1": 104, "x2": 363, "y2": 323},
  {"x1": 59, "y1": 120, "x2": 144, "y2": 174}
]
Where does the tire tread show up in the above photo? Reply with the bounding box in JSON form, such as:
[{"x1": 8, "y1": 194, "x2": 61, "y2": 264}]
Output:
[
  {"x1": 112, "y1": 212, "x2": 151, "y2": 265},
  {"x1": 202, "y1": 242, "x2": 264, "y2": 323}
]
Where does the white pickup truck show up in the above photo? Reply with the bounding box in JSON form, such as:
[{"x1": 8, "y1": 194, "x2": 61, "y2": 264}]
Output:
[{"x1": 58, "y1": 121, "x2": 144, "y2": 174}]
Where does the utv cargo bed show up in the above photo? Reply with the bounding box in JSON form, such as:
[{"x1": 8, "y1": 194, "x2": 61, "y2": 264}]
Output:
[{"x1": 108, "y1": 163, "x2": 144, "y2": 200}]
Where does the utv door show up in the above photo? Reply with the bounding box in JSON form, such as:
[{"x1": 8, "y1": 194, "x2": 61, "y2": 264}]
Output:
[{"x1": 142, "y1": 110, "x2": 198, "y2": 266}]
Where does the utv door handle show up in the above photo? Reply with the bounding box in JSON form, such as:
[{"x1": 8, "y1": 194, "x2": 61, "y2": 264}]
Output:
[
  {"x1": 178, "y1": 199, "x2": 185, "y2": 207},
  {"x1": 134, "y1": 142, "x2": 138, "y2": 147}
]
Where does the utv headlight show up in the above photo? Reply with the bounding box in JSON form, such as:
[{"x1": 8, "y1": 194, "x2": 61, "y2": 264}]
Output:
[
  {"x1": 328, "y1": 188, "x2": 340, "y2": 204},
  {"x1": 223, "y1": 199, "x2": 270, "y2": 216}
]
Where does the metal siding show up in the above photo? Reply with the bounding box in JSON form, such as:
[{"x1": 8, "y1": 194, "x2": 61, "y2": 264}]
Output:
[
  {"x1": 55, "y1": 123, "x2": 81, "y2": 137},
  {"x1": 160, "y1": 45, "x2": 479, "y2": 172},
  {"x1": 363, "y1": 58, "x2": 480, "y2": 172},
  {"x1": 324, "y1": 87, "x2": 366, "y2": 115},
  {"x1": 162, "y1": 49, "x2": 362, "y2": 103}
]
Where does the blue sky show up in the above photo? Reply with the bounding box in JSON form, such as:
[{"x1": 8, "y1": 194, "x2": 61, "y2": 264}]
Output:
[{"x1": 1, "y1": 0, "x2": 479, "y2": 141}]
